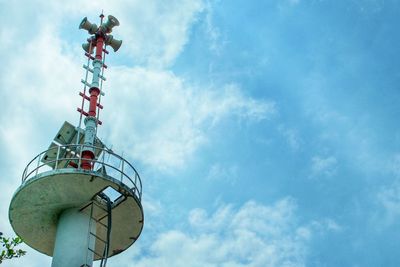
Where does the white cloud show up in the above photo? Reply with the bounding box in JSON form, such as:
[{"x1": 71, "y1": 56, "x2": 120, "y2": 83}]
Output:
[
  {"x1": 299, "y1": 73, "x2": 390, "y2": 176},
  {"x1": 206, "y1": 163, "x2": 238, "y2": 184},
  {"x1": 195, "y1": 84, "x2": 276, "y2": 124},
  {"x1": 0, "y1": 0, "x2": 274, "y2": 192},
  {"x1": 278, "y1": 125, "x2": 301, "y2": 151},
  {"x1": 0, "y1": 0, "x2": 274, "y2": 174},
  {"x1": 0, "y1": 0, "x2": 205, "y2": 69},
  {"x1": 1, "y1": 27, "x2": 79, "y2": 118},
  {"x1": 0, "y1": 24, "x2": 84, "y2": 235},
  {"x1": 387, "y1": 153, "x2": 400, "y2": 177},
  {"x1": 310, "y1": 218, "x2": 342, "y2": 233},
  {"x1": 0, "y1": 1, "x2": 277, "y2": 266},
  {"x1": 103, "y1": 67, "x2": 274, "y2": 171},
  {"x1": 203, "y1": 0, "x2": 224, "y2": 54},
  {"x1": 109, "y1": 0, "x2": 205, "y2": 68},
  {"x1": 368, "y1": 155, "x2": 400, "y2": 227},
  {"x1": 104, "y1": 198, "x2": 339, "y2": 267},
  {"x1": 376, "y1": 180, "x2": 400, "y2": 225},
  {"x1": 310, "y1": 156, "x2": 337, "y2": 177},
  {"x1": 1, "y1": 197, "x2": 341, "y2": 267}
]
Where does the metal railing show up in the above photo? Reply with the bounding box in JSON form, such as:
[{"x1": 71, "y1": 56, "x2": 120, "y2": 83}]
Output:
[{"x1": 21, "y1": 144, "x2": 142, "y2": 201}]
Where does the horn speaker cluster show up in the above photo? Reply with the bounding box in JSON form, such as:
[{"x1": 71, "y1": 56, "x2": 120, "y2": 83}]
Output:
[{"x1": 79, "y1": 15, "x2": 122, "y2": 53}]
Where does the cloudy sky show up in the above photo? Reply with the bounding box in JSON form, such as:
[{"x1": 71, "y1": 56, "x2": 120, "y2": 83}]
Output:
[{"x1": 1, "y1": 0, "x2": 400, "y2": 266}]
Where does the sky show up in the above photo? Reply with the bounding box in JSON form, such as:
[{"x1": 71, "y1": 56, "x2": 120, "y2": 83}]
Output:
[{"x1": 0, "y1": 0, "x2": 400, "y2": 266}]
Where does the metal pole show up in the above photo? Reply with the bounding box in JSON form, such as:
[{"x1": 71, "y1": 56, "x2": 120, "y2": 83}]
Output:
[
  {"x1": 120, "y1": 160, "x2": 124, "y2": 183},
  {"x1": 55, "y1": 145, "x2": 61, "y2": 169},
  {"x1": 35, "y1": 154, "x2": 41, "y2": 177}
]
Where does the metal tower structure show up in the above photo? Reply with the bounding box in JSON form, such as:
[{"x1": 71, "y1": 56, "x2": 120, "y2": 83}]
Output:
[{"x1": 9, "y1": 14, "x2": 144, "y2": 267}]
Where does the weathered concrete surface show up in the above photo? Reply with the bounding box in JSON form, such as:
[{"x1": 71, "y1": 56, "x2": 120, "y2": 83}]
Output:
[{"x1": 9, "y1": 169, "x2": 143, "y2": 260}]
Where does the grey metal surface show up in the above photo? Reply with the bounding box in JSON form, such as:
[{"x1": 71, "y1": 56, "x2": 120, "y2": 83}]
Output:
[{"x1": 52, "y1": 121, "x2": 105, "y2": 158}]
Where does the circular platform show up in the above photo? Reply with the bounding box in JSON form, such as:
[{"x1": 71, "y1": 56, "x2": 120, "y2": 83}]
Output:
[{"x1": 9, "y1": 168, "x2": 144, "y2": 260}]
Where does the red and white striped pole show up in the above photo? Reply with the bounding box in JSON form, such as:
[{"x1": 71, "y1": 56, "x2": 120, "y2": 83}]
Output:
[
  {"x1": 81, "y1": 36, "x2": 104, "y2": 170},
  {"x1": 79, "y1": 14, "x2": 121, "y2": 170}
]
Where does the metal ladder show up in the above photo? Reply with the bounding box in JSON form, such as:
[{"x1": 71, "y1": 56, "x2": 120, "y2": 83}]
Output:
[{"x1": 80, "y1": 196, "x2": 111, "y2": 266}]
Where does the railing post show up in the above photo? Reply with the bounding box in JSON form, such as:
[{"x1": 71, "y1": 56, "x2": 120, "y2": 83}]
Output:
[
  {"x1": 78, "y1": 144, "x2": 83, "y2": 169},
  {"x1": 22, "y1": 165, "x2": 28, "y2": 183},
  {"x1": 120, "y1": 160, "x2": 124, "y2": 183},
  {"x1": 101, "y1": 149, "x2": 105, "y2": 172},
  {"x1": 55, "y1": 145, "x2": 61, "y2": 169},
  {"x1": 134, "y1": 173, "x2": 137, "y2": 191},
  {"x1": 22, "y1": 168, "x2": 26, "y2": 183},
  {"x1": 134, "y1": 173, "x2": 138, "y2": 198},
  {"x1": 139, "y1": 174, "x2": 142, "y2": 200},
  {"x1": 35, "y1": 154, "x2": 41, "y2": 177}
]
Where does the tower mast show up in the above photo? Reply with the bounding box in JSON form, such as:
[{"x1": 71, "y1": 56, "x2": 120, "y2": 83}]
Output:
[
  {"x1": 9, "y1": 14, "x2": 143, "y2": 267},
  {"x1": 78, "y1": 13, "x2": 121, "y2": 170}
]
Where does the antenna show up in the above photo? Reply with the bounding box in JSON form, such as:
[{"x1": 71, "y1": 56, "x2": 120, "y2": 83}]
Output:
[{"x1": 9, "y1": 14, "x2": 144, "y2": 267}]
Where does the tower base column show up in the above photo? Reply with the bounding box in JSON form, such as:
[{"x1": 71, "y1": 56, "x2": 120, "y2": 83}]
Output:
[{"x1": 52, "y1": 208, "x2": 96, "y2": 267}]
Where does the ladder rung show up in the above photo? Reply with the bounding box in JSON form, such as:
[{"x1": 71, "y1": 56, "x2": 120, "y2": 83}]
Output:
[
  {"x1": 85, "y1": 53, "x2": 95, "y2": 60},
  {"x1": 88, "y1": 247, "x2": 103, "y2": 258},
  {"x1": 79, "y1": 92, "x2": 90, "y2": 101},
  {"x1": 98, "y1": 213, "x2": 109, "y2": 222},
  {"x1": 83, "y1": 64, "x2": 93, "y2": 73},
  {"x1": 90, "y1": 232, "x2": 107, "y2": 244},
  {"x1": 81, "y1": 79, "x2": 105, "y2": 96},
  {"x1": 83, "y1": 65, "x2": 106, "y2": 81},
  {"x1": 96, "y1": 219, "x2": 108, "y2": 229},
  {"x1": 77, "y1": 107, "x2": 89, "y2": 117},
  {"x1": 78, "y1": 92, "x2": 103, "y2": 109},
  {"x1": 81, "y1": 79, "x2": 91, "y2": 88},
  {"x1": 79, "y1": 202, "x2": 92, "y2": 212},
  {"x1": 92, "y1": 200, "x2": 108, "y2": 212}
]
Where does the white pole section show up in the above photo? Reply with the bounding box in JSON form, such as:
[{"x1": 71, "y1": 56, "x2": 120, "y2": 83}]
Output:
[{"x1": 52, "y1": 208, "x2": 96, "y2": 267}]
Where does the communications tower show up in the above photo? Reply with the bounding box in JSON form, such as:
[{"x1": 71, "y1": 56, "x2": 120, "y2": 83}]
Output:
[{"x1": 9, "y1": 14, "x2": 144, "y2": 267}]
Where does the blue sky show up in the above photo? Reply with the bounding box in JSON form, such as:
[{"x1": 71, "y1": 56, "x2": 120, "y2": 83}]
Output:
[{"x1": 1, "y1": 0, "x2": 400, "y2": 266}]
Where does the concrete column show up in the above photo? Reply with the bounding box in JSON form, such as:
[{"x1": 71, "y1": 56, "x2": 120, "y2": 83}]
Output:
[{"x1": 52, "y1": 208, "x2": 96, "y2": 267}]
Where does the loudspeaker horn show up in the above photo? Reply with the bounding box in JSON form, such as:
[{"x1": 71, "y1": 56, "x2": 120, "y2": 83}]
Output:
[
  {"x1": 79, "y1": 17, "x2": 98, "y2": 34},
  {"x1": 105, "y1": 35, "x2": 122, "y2": 52},
  {"x1": 102, "y1": 15, "x2": 120, "y2": 33},
  {"x1": 82, "y1": 42, "x2": 94, "y2": 54}
]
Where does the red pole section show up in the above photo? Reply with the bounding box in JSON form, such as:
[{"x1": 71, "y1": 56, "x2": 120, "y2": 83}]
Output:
[
  {"x1": 95, "y1": 36, "x2": 104, "y2": 60},
  {"x1": 88, "y1": 89, "x2": 100, "y2": 116},
  {"x1": 88, "y1": 36, "x2": 104, "y2": 117}
]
